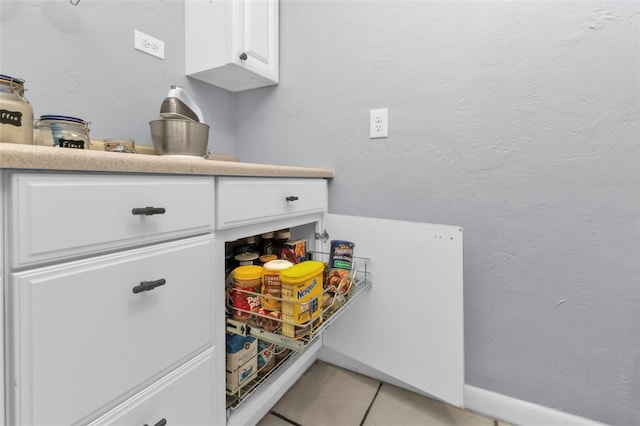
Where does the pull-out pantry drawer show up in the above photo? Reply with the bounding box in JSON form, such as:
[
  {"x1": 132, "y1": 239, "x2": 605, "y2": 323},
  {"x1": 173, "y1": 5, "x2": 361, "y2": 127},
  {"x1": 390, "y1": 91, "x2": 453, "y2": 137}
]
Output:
[
  {"x1": 8, "y1": 172, "x2": 215, "y2": 268},
  {"x1": 7, "y1": 236, "x2": 214, "y2": 426},
  {"x1": 88, "y1": 348, "x2": 216, "y2": 426},
  {"x1": 216, "y1": 177, "x2": 327, "y2": 229}
]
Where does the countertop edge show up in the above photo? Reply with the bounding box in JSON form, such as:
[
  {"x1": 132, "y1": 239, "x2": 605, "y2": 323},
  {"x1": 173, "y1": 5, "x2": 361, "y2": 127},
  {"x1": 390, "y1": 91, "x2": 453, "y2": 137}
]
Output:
[{"x1": 0, "y1": 144, "x2": 335, "y2": 178}]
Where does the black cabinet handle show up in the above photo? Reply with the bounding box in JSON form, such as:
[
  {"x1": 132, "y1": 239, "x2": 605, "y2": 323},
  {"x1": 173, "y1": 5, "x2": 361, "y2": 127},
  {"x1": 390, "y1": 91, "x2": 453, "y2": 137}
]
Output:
[
  {"x1": 285, "y1": 196, "x2": 299, "y2": 202},
  {"x1": 239, "y1": 52, "x2": 248, "y2": 60},
  {"x1": 132, "y1": 207, "x2": 166, "y2": 216},
  {"x1": 144, "y1": 419, "x2": 167, "y2": 426},
  {"x1": 133, "y1": 279, "x2": 166, "y2": 294}
]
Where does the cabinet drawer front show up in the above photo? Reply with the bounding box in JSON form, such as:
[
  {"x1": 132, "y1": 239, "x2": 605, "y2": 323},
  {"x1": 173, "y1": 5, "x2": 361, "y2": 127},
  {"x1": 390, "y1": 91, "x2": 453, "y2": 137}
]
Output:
[
  {"x1": 88, "y1": 348, "x2": 215, "y2": 426},
  {"x1": 216, "y1": 177, "x2": 327, "y2": 229},
  {"x1": 9, "y1": 173, "x2": 215, "y2": 268},
  {"x1": 9, "y1": 237, "x2": 214, "y2": 426}
]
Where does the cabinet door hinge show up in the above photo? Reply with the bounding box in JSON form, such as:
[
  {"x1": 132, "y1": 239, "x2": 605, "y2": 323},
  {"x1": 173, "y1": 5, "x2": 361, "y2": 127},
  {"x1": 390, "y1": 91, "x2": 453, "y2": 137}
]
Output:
[{"x1": 315, "y1": 230, "x2": 329, "y2": 242}]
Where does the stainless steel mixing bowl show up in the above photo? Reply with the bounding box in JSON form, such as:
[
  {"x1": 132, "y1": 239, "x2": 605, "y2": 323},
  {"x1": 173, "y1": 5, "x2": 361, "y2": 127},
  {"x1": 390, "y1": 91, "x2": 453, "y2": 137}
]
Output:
[{"x1": 149, "y1": 119, "x2": 209, "y2": 157}]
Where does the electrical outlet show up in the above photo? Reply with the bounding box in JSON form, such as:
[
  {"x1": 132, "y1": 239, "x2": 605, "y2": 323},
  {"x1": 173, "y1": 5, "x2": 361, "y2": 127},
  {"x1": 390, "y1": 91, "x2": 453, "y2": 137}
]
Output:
[
  {"x1": 370, "y1": 108, "x2": 388, "y2": 139},
  {"x1": 134, "y1": 30, "x2": 165, "y2": 59}
]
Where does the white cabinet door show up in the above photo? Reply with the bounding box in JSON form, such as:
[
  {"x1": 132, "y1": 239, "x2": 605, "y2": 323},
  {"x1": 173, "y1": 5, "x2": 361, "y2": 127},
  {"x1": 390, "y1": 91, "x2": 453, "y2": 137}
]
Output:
[
  {"x1": 233, "y1": 0, "x2": 279, "y2": 82},
  {"x1": 186, "y1": 0, "x2": 279, "y2": 92},
  {"x1": 321, "y1": 214, "x2": 464, "y2": 407}
]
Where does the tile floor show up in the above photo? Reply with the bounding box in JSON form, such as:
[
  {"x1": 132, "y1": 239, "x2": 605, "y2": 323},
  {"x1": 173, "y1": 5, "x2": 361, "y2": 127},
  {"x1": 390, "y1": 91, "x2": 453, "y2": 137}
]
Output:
[{"x1": 257, "y1": 361, "x2": 512, "y2": 426}]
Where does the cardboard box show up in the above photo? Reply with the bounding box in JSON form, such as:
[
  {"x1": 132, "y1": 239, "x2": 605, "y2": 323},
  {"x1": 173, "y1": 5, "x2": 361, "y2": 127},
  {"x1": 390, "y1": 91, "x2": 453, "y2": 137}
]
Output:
[
  {"x1": 226, "y1": 357, "x2": 258, "y2": 394},
  {"x1": 226, "y1": 333, "x2": 257, "y2": 372},
  {"x1": 284, "y1": 239, "x2": 307, "y2": 263}
]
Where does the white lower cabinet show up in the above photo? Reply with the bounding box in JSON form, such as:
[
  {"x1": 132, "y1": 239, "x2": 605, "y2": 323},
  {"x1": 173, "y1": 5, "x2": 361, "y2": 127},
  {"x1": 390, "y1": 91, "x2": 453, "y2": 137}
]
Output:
[
  {"x1": 2, "y1": 171, "x2": 463, "y2": 426},
  {"x1": 219, "y1": 207, "x2": 464, "y2": 425}
]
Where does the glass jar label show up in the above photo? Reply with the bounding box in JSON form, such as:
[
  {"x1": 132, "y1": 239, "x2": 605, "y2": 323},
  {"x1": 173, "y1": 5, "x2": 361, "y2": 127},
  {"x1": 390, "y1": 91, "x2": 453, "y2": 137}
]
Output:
[
  {"x1": 58, "y1": 138, "x2": 85, "y2": 149},
  {"x1": 0, "y1": 109, "x2": 22, "y2": 127}
]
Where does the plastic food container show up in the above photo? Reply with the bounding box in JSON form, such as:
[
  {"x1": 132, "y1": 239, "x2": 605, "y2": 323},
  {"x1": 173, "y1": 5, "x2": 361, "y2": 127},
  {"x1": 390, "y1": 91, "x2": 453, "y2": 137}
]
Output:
[
  {"x1": 261, "y1": 259, "x2": 293, "y2": 311},
  {"x1": 280, "y1": 260, "x2": 324, "y2": 338},
  {"x1": 0, "y1": 74, "x2": 33, "y2": 145},
  {"x1": 235, "y1": 252, "x2": 259, "y2": 266},
  {"x1": 232, "y1": 265, "x2": 263, "y2": 322},
  {"x1": 34, "y1": 115, "x2": 91, "y2": 149}
]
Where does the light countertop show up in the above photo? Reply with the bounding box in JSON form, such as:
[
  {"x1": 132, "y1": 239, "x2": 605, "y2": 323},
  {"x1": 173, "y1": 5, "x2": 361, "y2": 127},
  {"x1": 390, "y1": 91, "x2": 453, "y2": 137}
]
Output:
[{"x1": 0, "y1": 143, "x2": 334, "y2": 178}]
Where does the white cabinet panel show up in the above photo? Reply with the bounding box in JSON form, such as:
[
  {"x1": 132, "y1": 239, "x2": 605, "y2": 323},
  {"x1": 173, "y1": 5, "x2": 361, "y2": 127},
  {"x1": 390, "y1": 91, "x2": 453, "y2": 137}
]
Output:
[
  {"x1": 88, "y1": 348, "x2": 216, "y2": 426},
  {"x1": 321, "y1": 214, "x2": 465, "y2": 407},
  {"x1": 9, "y1": 173, "x2": 215, "y2": 268},
  {"x1": 216, "y1": 177, "x2": 327, "y2": 229},
  {"x1": 186, "y1": 0, "x2": 279, "y2": 92},
  {"x1": 8, "y1": 236, "x2": 215, "y2": 426}
]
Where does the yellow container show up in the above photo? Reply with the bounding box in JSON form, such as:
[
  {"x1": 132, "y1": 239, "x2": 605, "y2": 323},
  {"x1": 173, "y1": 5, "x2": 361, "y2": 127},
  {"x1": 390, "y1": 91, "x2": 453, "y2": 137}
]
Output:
[{"x1": 280, "y1": 260, "x2": 324, "y2": 338}]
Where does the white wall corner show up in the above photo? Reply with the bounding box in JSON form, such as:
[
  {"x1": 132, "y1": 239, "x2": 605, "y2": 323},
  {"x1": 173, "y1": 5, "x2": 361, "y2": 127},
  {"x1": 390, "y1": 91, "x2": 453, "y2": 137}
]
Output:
[{"x1": 464, "y1": 385, "x2": 609, "y2": 426}]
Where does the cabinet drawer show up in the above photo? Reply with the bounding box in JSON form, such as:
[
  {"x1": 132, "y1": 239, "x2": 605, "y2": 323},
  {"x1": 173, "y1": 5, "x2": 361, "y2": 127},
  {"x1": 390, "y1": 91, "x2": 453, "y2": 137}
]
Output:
[
  {"x1": 8, "y1": 236, "x2": 214, "y2": 426},
  {"x1": 216, "y1": 177, "x2": 327, "y2": 229},
  {"x1": 8, "y1": 173, "x2": 215, "y2": 268},
  {"x1": 88, "y1": 348, "x2": 215, "y2": 426}
]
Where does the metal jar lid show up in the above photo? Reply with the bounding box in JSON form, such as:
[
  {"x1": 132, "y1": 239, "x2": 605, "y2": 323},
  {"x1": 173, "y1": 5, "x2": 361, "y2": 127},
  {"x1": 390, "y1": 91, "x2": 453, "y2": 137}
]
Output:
[{"x1": 0, "y1": 74, "x2": 26, "y2": 95}]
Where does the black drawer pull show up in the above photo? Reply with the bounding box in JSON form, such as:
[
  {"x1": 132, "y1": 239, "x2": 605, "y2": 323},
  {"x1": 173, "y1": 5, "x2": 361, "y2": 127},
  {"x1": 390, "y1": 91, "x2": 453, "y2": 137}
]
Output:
[
  {"x1": 285, "y1": 196, "x2": 299, "y2": 202},
  {"x1": 133, "y1": 279, "x2": 166, "y2": 294},
  {"x1": 132, "y1": 207, "x2": 166, "y2": 216},
  {"x1": 144, "y1": 419, "x2": 167, "y2": 426},
  {"x1": 239, "y1": 52, "x2": 248, "y2": 60}
]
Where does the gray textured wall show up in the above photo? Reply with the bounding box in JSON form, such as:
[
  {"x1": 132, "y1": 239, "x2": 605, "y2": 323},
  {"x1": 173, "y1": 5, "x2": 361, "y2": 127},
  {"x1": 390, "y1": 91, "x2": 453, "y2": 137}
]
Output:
[
  {"x1": 0, "y1": 0, "x2": 235, "y2": 154},
  {"x1": 234, "y1": 1, "x2": 640, "y2": 425}
]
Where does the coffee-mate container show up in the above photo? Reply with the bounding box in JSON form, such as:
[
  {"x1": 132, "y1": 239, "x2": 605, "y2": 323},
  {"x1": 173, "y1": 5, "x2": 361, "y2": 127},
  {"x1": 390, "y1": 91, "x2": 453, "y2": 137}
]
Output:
[
  {"x1": 280, "y1": 260, "x2": 324, "y2": 339},
  {"x1": 0, "y1": 74, "x2": 33, "y2": 144},
  {"x1": 261, "y1": 259, "x2": 293, "y2": 311}
]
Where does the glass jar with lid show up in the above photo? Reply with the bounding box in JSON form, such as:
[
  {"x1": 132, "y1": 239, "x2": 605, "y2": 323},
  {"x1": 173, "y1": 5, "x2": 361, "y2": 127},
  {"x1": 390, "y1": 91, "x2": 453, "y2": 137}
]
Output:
[
  {"x1": 0, "y1": 74, "x2": 34, "y2": 144},
  {"x1": 34, "y1": 115, "x2": 91, "y2": 149}
]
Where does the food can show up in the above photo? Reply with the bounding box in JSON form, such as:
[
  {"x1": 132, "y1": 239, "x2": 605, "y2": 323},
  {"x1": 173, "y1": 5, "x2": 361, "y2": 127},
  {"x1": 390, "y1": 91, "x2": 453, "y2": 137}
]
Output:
[
  {"x1": 280, "y1": 260, "x2": 324, "y2": 339},
  {"x1": 232, "y1": 265, "x2": 263, "y2": 322},
  {"x1": 261, "y1": 259, "x2": 293, "y2": 311}
]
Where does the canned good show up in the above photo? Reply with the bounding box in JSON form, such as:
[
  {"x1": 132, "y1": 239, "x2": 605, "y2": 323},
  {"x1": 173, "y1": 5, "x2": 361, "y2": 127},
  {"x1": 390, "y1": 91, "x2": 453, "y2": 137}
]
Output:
[
  {"x1": 0, "y1": 74, "x2": 33, "y2": 145},
  {"x1": 34, "y1": 115, "x2": 91, "y2": 149},
  {"x1": 232, "y1": 265, "x2": 263, "y2": 322}
]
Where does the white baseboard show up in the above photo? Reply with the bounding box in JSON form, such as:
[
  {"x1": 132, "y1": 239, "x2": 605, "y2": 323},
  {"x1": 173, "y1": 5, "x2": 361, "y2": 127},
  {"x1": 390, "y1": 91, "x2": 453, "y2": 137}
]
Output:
[{"x1": 464, "y1": 385, "x2": 609, "y2": 426}]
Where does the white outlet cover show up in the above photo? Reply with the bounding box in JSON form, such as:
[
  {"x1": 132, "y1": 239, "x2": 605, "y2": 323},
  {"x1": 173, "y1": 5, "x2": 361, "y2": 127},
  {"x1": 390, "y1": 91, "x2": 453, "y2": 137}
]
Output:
[
  {"x1": 134, "y1": 30, "x2": 165, "y2": 59},
  {"x1": 370, "y1": 108, "x2": 389, "y2": 138}
]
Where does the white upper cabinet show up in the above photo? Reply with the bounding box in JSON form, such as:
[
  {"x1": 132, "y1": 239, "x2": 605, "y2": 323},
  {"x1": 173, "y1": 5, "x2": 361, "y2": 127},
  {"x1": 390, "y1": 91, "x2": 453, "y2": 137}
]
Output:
[{"x1": 185, "y1": 0, "x2": 279, "y2": 92}]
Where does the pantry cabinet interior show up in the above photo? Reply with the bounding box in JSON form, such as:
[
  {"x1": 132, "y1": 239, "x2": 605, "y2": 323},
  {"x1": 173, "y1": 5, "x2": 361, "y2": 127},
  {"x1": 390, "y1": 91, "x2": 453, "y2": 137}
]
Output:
[{"x1": 217, "y1": 210, "x2": 463, "y2": 425}]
